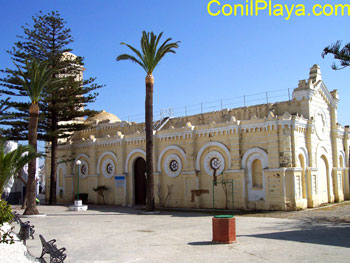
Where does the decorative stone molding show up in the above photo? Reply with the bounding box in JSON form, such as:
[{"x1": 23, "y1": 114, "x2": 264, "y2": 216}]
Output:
[
  {"x1": 265, "y1": 168, "x2": 300, "y2": 173},
  {"x1": 97, "y1": 151, "x2": 117, "y2": 175},
  {"x1": 296, "y1": 146, "x2": 309, "y2": 168},
  {"x1": 79, "y1": 160, "x2": 89, "y2": 179},
  {"x1": 203, "y1": 151, "x2": 225, "y2": 176},
  {"x1": 338, "y1": 150, "x2": 346, "y2": 167},
  {"x1": 241, "y1": 148, "x2": 268, "y2": 169},
  {"x1": 74, "y1": 153, "x2": 90, "y2": 163},
  {"x1": 314, "y1": 108, "x2": 327, "y2": 141},
  {"x1": 195, "y1": 126, "x2": 238, "y2": 137},
  {"x1": 195, "y1": 141, "x2": 231, "y2": 171},
  {"x1": 332, "y1": 167, "x2": 345, "y2": 172},
  {"x1": 56, "y1": 163, "x2": 67, "y2": 195},
  {"x1": 182, "y1": 171, "x2": 196, "y2": 175},
  {"x1": 243, "y1": 148, "x2": 268, "y2": 202},
  {"x1": 124, "y1": 148, "x2": 146, "y2": 173},
  {"x1": 315, "y1": 142, "x2": 330, "y2": 167},
  {"x1": 157, "y1": 131, "x2": 193, "y2": 141},
  {"x1": 292, "y1": 168, "x2": 303, "y2": 172},
  {"x1": 74, "y1": 154, "x2": 90, "y2": 178},
  {"x1": 164, "y1": 154, "x2": 182, "y2": 177},
  {"x1": 157, "y1": 145, "x2": 186, "y2": 172},
  {"x1": 125, "y1": 136, "x2": 146, "y2": 144},
  {"x1": 102, "y1": 158, "x2": 116, "y2": 179},
  {"x1": 224, "y1": 169, "x2": 244, "y2": 174}
]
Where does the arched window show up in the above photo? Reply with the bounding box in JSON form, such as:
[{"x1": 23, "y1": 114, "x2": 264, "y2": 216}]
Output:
[
  {"x1": 58, "y1": 168, "x2": 64, "y2": 188},
  {"x1": 339, "y1": 155, "x2": 344, "y2": 192},
  {"x1": 252, "y1": 159, "x2": 263, "y2": 188},
  {"x1": 339, "y1": 155, "x2": 344, "y2": 168}
]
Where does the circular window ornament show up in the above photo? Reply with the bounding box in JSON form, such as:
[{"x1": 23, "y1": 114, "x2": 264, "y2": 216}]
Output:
[
  {"x1": 78, "y1": 160, "x2": 89, "y2": 178},
  {"x1": 210, "y1": 157, "x2": 221, "y2": 170},
  {"x1": 102, "y1": 158, "x2": 115, "y2": 178},
  {"x1": 314, "y1": 109, "x2": 327, "y2": 140},
  {"x1": 169, "y1": 160, "x2": 179, "y2": 172},
  {"x1": 106, "y1": 164, "x2": 113, "y2": 174},
  {"x1": 204, "y1": 151, "x2": 225, "y2": 176},
  {"x1": 164, "y1": 154, "x2": 182, "y2": 177}
]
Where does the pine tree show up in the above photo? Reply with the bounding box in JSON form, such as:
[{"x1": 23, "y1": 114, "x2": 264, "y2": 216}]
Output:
[
  {"x1": 0, "y1": 97, "x2": 10, "y2": 136},
  {"x1": 0, "y1": 11, "x2": 102, "y2": 205},
  {"x1": 322, "y1": 40, "x2": 350, "y2": 70}
]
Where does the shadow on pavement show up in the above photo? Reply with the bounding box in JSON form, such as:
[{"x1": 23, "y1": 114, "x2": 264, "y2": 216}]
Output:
[
  {"x1": 188, "y1": 241, "x2": 222, "y2": 246},
  {"x1": 239, "y1": 223, "x2": 350, "y2": 248},
  {"x1": 79, "y1": 205, "x2": 214, "y2": 218}
]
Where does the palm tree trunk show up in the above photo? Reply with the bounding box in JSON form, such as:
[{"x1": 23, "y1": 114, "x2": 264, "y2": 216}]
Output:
[
  {"x1": 145, "y1": 74, "x2": 155, "y2": 211},
  {"x1": 49, "y1": 136, "x2": 57, "y2": 205},
  {"x1": 49, "y1": 73, "x2": 58, "y2": 205},
  {"x1": 24, "y1": 103, "x2": 39, "y2": 215}
]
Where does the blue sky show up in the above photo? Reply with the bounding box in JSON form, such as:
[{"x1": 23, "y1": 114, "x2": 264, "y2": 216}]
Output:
[{"x1": 1, "y1": 0, "x2": 349, "y2": 125}]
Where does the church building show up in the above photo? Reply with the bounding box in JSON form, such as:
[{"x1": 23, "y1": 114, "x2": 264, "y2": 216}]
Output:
[{"x1": 46, "y1": 65, "x2": 350, "y2": 210}]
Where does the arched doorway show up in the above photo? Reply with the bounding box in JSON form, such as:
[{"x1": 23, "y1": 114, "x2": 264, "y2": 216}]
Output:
[
  {"x1": 298, "y1": 154, "x2": 307, "y2": 199},
  {"x1": 134, "y1": 157, "x2": 146, "y2": 205},
  {"x1": 318, "y1": 155, "x2": 329, "y2": 204}
]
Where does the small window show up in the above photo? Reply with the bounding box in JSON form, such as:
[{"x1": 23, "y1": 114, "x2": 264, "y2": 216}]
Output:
[{"x1": 252, "y1": 159, "x2": 263, "y2": 188}]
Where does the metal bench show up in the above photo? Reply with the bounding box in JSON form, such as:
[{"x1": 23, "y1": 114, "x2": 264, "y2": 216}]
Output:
[
  {"x1": 11, "y1": 211, "x2": 20, "y2": 224},
  {"x1": 12, "y1": 212, "x2": 35, "y2": 244},
  {"x1": 18, "y1": 219, "x2": 35, "y2": 245},
  {"x1": 39, "y1": 234, "x2": 67, "y2": 263}
]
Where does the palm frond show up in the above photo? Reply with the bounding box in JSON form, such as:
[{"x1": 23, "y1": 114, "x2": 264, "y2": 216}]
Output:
[
  {"x1": 117, "y1": 31, "x2": 180, "y2": 74},
  {"x1": 117, "y1": 54, "x2": 146, "y2": 72},
  {"x1": 0, "y1": 138, "x2": 40, "y2": 195},
  {"x1": 119, "y1": 42, "x2": 146, "y2": 66},
  {"x1": 14, "y1": 58, "x2": 61, "y2": 104}
]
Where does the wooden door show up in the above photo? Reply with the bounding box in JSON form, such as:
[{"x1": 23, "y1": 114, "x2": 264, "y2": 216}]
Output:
[{"x1": 134, "y1": 157, "x2": 146, "y2": 205}]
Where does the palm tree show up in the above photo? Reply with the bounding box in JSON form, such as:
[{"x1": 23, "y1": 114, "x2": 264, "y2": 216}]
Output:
[
  {"x1": 117, "y1": 31, "x2": 180, "y2": 211},
  {"x1": 15, "y1": 59, "x2": 61, "y2": 215},
  {"x1": 0, "y1": 138, "x2": 39, "y2": 200}
]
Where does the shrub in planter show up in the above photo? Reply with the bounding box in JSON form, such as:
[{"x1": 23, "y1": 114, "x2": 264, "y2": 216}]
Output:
[
  {"x1": 0, "y1": 200, "x2": 13, "y2": 224},
  {"x1": 75, "y1": 193, "x2": 88, "y2": 203}
]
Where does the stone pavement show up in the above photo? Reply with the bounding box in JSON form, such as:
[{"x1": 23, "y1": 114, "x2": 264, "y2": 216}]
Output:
[{"x1": 12, "y1": 205, "x2": 350, "y2": 263}]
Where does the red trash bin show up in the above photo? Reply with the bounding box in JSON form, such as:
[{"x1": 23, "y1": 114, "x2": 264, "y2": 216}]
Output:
[{"x1": 212, "y1": 215, "x2": 236, "y2": 244}]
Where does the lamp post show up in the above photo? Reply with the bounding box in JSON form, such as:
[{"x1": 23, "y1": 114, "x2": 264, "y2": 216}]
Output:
[
  {"x1": 76, "y1": 160, "x2": 81, "y2": 201},
  {"x1": 69, "y1": 159, "x2": 87, "y2": 211}
]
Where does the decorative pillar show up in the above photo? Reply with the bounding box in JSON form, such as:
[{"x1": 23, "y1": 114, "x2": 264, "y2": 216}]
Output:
[
  {"x1": 344, "y1": 126, "x2": 350, "y2": 199},
  {"x1": 306, "y1": 119, "x2": 314, "y2": 207}
]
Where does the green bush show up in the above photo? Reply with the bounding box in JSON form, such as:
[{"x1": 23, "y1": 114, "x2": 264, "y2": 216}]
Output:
[
  {"x1": 0, "y1": 199, "x2": 13, "y2": 224},
  {"x1": 0, "y1": 199, "x2": 14, "y2": 244}
]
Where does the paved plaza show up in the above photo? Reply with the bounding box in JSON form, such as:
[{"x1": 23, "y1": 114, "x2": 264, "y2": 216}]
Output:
[{"x1": 11, "y1": 205, "x2": 350, "y2": 263}]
